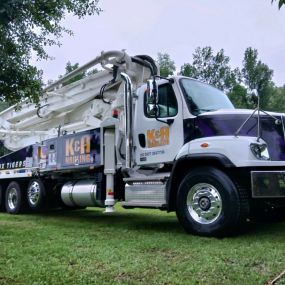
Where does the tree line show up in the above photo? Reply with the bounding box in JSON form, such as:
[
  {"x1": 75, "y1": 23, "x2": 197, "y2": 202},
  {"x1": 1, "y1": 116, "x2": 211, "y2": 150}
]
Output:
[
  {"x1": 0, "y1": 0, "x2": 283, "y2": 110},
  {"x1": 54, "y1": 46, "x2": 285, "y2": 114},
  {"x1": 157, "y1": 47, "x2": 285, "y2": 112},
  {"x1": 1, "y1": 46, "x2": 285, "y2": 114}
]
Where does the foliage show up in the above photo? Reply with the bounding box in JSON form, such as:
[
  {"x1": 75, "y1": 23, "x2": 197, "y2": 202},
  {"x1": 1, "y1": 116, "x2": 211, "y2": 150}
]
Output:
[
  {"x1": 179, "y1": 46, "x2": 280, "y2": 111},
  {"x1": 0, "y1": 102, "x2": 9, "y2": 112},
  {"x1": 239, "y1": 48, "x2": 274, "y2": 109},
  {"x1": 227, "y1": 84, "x2": 250, "y2": 109},
  {"x1": 268, "y1": 85, "x2": 285, "y2": 112},
  {"x1": 0, "y1": 207, "x2": 285, "y2": 284},
  {"x1": 241, "y1": 48, "x2": 273, "y2": 93},
  {"x1": 57, "y1": 61, "x2": 99, "y2": 86},
  {"x1": 180, "y1": 47, "x2": 238, "y2": 91},
  {"x1": 272, "y1": 0, "x2": 285, "y2": 9},
  {"x1": 0, "y1": 0, "x2": 101, "y2": 105},
  {"x1": 62, "y1": 61, "x2": 85, "y2": 86},
  {"x1": 157, "y1": 53, "x2": 176, "y2": 77}
]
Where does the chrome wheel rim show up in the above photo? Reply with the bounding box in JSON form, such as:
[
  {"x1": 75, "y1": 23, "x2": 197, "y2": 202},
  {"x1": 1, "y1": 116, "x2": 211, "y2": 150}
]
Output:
[
  {"x1": 8, "y1": 188, "x2": 18, "y2": 210},
  {"x1": 187, "y1": 183, "x2": 222, "y2": 224},
  {"x1": 27, "y1": 181, "x2": 40, "y2": 206}
]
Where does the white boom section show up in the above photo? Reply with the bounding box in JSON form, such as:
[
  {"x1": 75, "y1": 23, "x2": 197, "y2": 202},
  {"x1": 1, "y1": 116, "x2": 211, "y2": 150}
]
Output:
[{"x1": 0, "y1": 50, "x2": 151, "y2": 151}]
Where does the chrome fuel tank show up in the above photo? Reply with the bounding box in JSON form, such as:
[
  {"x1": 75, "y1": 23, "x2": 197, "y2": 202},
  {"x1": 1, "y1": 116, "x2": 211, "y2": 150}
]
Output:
[{"x1": 61, "y1": 179, "x2": 104, "y2": 207}]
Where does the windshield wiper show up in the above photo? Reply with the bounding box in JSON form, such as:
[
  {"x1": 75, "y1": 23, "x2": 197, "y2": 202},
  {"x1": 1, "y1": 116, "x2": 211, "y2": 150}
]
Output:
[
  {"x1": 199, "y1": 108, "x2": 216, "y2": 112},
  {"x1": 193, "y1": 108, "x2": 216, "y2": 114}
]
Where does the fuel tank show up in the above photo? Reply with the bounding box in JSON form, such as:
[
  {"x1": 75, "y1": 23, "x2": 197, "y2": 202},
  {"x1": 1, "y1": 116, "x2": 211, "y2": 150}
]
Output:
[{"x1": 61, "y1": 179, "x2": 104, "y2": 207}]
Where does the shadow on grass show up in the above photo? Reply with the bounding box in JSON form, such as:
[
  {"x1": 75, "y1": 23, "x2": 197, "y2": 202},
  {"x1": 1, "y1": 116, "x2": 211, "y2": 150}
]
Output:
[
  {"x1": 33, "y1": 207, "x2": 184, "y2": 235},
  {"x1": 28, "y1": 207, "x2": 285, "y2": 239},
  {"x1": 244, "y1": 220, "x2": 285, "y2": 236}
]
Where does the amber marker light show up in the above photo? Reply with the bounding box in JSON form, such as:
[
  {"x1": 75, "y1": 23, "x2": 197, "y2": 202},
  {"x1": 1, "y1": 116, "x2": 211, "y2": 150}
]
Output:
[{"x1": 200, "y1": 143, "x2": 209, "y2": 148}]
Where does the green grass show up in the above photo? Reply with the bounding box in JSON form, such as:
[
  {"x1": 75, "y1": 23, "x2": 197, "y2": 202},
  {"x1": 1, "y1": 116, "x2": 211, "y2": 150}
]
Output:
[{"x1": 0, "y1": 206, "x2": 285, "y2": 285}]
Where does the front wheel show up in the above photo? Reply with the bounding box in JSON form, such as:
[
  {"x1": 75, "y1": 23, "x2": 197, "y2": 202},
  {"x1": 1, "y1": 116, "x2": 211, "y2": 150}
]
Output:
[{"x1": 176, "y1": 167, "x2": 249, "y2": 237}]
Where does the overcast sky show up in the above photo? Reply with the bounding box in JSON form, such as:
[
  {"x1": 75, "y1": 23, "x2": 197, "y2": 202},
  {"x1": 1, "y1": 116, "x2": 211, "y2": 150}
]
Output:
[{"x1": 35, "y1": 0, "x2": 285, "y2": 86}]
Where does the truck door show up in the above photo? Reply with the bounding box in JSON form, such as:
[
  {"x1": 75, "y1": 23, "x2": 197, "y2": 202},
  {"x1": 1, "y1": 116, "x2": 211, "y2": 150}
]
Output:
[{"x1": 133, "y1": 81, "x2": 184, "y2": 165}]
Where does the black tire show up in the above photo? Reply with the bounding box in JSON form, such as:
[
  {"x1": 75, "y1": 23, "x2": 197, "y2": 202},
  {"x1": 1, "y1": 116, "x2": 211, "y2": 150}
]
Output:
[
  {"x1": 176, "y1": 167, "x2": 249, "y2": 237},
  {"x1": 5, "y1": 181, "x2": 26, "y2": 214},
  {"x1": 27, "y1": 179, "x2": 47, "y2": 211}
]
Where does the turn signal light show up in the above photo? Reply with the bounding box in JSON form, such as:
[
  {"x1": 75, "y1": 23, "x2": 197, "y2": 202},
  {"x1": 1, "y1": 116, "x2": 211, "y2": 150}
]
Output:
[{"x1": 200, "y1": 143, "x2": 209, "y2": 148}]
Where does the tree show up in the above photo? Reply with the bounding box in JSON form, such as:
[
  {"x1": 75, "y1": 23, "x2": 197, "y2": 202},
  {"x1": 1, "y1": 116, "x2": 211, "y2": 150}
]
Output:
[
  {"x1": 180, "y1": 47, "x2": 238, "y2": 91},
  {"x1": 157, "y1": 53, "x2": 176, "y2": 77},
  {"x1": 226, "y1": 48, "x2": 274, "y2": 110},
  {"x1": 62, "y1": 61, "x2": 85, "y2": 86},
  {"x1": 241, "y1": 48, "x2": 273, "y2": 109},
  {"x1": 268, "y1": 85, "x2": 285, "y2": 112},
  {"x1": 228, "y1": 84, "x2": 249, "y2": 109},
  {"x1": 242, "y1": 48, "x2": 273, "y2": 92},
  {"x1": 56, "y1": 61, "x2": 99, "y2": 86},
  {"x1": 179, "y1": 46, "x2": 276, "y2": 110},
  {"x1": 0, "y1": 0, "x2": 101, "y2": 105},
  {"x1": 0, "y1": 102, "x2": 9, "y2": 112},
  {"x1": 272, "y1": 0, "x2": 285, "y2": 9}
]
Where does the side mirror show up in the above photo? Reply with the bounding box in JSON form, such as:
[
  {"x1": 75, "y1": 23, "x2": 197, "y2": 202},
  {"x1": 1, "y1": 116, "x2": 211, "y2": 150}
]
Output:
[
  {"x1": 145, "y1": 79, "x2": 159, "y2": 117},
  {"x1": 146, "y1": 103, "x2": 159, "y2": 117}
]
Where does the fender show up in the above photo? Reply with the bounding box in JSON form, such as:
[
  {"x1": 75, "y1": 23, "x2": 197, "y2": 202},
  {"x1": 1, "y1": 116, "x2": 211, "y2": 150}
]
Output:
[
  {"x1": 177, "y1": 136, "x2": 275, "y2": 167},
  {"x1": 166, "y1": 153, "x2": 235, "y2": 212}
]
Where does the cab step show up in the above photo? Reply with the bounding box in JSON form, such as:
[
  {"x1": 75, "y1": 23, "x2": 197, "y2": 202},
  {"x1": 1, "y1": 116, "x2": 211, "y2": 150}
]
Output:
[{"x1": 121, "y1": 174, "x2": 169, "y2": 208}]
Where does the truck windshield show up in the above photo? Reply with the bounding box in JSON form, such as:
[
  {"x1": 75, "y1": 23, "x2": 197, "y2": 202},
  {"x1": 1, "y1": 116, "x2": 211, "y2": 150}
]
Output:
[{"x1": 179, "y1": 78, "x2": 234, "y2": 115}]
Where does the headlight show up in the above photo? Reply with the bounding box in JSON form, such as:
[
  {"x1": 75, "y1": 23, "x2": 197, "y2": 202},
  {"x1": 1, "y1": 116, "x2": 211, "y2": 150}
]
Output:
[{"x1": 250, "y1": 143, "x2": 270, "y2": 160}]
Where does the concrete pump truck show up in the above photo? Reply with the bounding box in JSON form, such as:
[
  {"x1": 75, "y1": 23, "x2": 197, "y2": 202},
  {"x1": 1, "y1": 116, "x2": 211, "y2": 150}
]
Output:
[{"x1": 0, "y1": 50, "x2": 285, "y2": 236}]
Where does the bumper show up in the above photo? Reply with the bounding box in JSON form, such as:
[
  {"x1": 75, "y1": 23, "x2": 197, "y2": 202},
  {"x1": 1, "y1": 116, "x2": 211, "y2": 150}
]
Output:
[{"x1": 252, "y1": 171, "x2": 285, "y2": 198}]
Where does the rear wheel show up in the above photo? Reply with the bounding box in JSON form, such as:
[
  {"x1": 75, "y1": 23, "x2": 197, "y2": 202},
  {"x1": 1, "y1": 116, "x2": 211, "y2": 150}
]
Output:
[
  {"x1": 176, "y1": 167, "x2": 249, "y2": 237},
  {"x1": 27, "y1": 179, "x2": 47, "y2": 211},
  {"x1": 5, "y1": 181, "x2": 26, "y2": 214}
]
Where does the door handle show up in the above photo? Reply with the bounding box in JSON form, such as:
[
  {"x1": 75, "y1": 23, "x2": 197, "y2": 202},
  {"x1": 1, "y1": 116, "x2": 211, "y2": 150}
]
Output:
[{"x1": 138, "y1": 133, "x2": 146, "y2": 148}]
